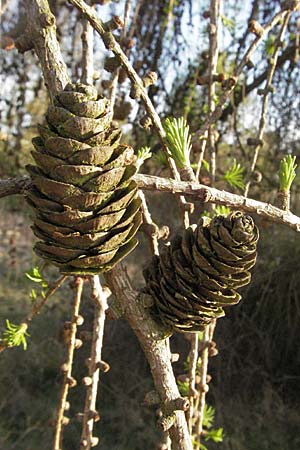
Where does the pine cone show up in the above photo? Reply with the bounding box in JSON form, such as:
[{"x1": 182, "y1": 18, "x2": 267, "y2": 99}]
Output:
[
  {"x1": 143, "y1": 212, "x2": 259, "y2": 333},
  {"x1": 26, "y1": 83, "x2": 142, "y2": 274}
]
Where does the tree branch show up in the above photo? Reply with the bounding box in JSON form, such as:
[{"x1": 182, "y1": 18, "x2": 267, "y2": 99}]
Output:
[
  {"x1": 17, "y1": 0, "x2": 70, "y2": 99},
  {"x1": 105, "y1": 265, "x2": 193, "y2": 450},
  {"x1": 134, "y1": 174, "x2": 300, "y2": 231},
  {"x1": 1, "y1": 173, "x2": 300, "y2": 231},
  {"x1": 194, "y1": 6, "x2": 295, "y2": 141}
]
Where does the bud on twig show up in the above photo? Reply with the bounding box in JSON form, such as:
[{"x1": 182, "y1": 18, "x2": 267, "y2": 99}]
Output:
[
  {"x1": 88, "y1": 409, "x2": 101, "y2": 422},
  {"x1": 247, "y1": 137, "x2": 264, "y2": 146},
  {"x1": 103, "y1": 15, "x2": 124, "y2": 32},
  {"x1": 257, "y1": 85, "x2": 276, "y2": 95},
  {"x1": 130, "y1": 83, "x2": 142, "y2": 99},
  {"x1": 62, "y1": 416, "x2": 70, "y2": 426},
  {"x1": 142, "y1": 71, "x2": 158, "y2": 88},
  {"x1": 66, "y1": 376, "x2": 77, "y2": 388},
  {"x1": 64, "y1": 401, "x2": 70, "y2": 411},
  {"x1": 121, "y1": 37, "x2": 134, "y2": 49},
  {"x1": 104, "y1": 56, "x2": 121, "y2": 73},
  {"x1": 252, "y1": 170, "x2": 263, "y2": 183},
  {"x1": 140, "y1": 116, "x2": 153, "y2": 130},
  {"x1": 60, "y1": 363, "x2": 69, "y2": 373},
  {"x1": 96, "y1": 360, "x2": 110, "y2": 372},
  {"x1": 248, "y1": 20, "x2": 264, "y2": 37},
  {"x1": 75, "y1": 338, "x2": 83, "y2": 349},
  {"x1": 246, "y1": 59, "x2": 255, "y2": 69},
  {"x1": 221, "y1": 76, "x2": 237, "y2": 90},
  {"x1": 197, "y1": 73, "x2": 225, "y2": 85},
  {"x1": 102, "y1": 31, "x2": 115, "y2": 50},
  {"x1": 75, "y1": 315, "x2": 84, "y2": 326},
  {"x1": 82, "y1": 376, "x2": 93, "y2": 386}
]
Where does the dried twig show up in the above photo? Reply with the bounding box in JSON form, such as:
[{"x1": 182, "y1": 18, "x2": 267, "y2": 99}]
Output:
[
  {"x1": 193, "y1": 6, "x2": 294, "y2": 142},
  {"x1": 80, "y1": 1, "x2": 94, "y2": 85},
  {"x1": 53, "y1": 277, "x2": 84, "y2": 450},
  {"x1": 2, "y1": 173, "x2": 300, "y2": 230},
  {"x1": 185, "y1": 333, "x2": 198, "y2": 434},
  {"x1": 139, "y1": 190, "x2": 160, "y2": 256},
  {"x1": 206, "y1": 0, "x2": 221, "y2": 185},
  {"x1": 79, "y1": 276, "x2": 109, "y2": 450},
  {"x1": 244, "y1": 11, "x2": 292, "y2": 196},
  {"x1": 134, "y1": 174, "x2": 300, "y2": 231},
  {"x1": 194, "y1": 326, "x2": 210, "y2": 450},
  {"x1": 193, "y1": 4, "x2": 221, "y2": 442},
  {"x1": 108, "y1": 0, "x2": 131, "y2": 112}
]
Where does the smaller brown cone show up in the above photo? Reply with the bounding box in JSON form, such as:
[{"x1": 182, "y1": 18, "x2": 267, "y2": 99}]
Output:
[{"x1": 143, "y1": 212, "x2": 259, "y2": 333}]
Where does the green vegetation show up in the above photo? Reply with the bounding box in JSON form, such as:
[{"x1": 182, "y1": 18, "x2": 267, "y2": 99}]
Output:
[
  {"x1": 164, "y1": 117, "x2": 192, "y2": 168},
  {"x1": 279, "y1": 155, "x2": 297, "y2": 192}
]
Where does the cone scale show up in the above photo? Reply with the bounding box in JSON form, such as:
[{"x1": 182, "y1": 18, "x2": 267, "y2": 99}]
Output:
[
  {"x1": 144, "y1": 212, "x2": 259, "y2": 333},
  {"x1": 27, "y1": 83, "x2": 142, "y2": 274}
]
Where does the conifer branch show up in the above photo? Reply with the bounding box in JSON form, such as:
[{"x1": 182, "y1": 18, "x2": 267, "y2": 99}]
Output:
[
  {"x1": 194, "y1": 5, "x2": 296, "y2": 143},
  {"x1": 53, "y1": 277, "x2": 84, "y2": 450},
  {"x1": 79, "y1": 276, "x2": 109, "y2": 450},
  {"x1": 244, "y1": 11, "x2": 292, "y2": 196}
]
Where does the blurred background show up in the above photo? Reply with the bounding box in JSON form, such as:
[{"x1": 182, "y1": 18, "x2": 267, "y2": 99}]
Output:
[{"x1": 1, "y1": 0, "x2": 300, "y2": 449}]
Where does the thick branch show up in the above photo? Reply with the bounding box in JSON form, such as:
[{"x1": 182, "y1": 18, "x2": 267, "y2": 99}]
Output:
[
  {"x1": 19, "y1": 0, "x2": 70, "y2": 99},
  {"x1": 134, "y1": 174, "x2": 300, "y2": 231},
  {"x1": 105, "y1": 265, "x2": 193, "y2": 450},
  {"x1": 1, "y1": 173, "x2": 300, "y2": 231}
]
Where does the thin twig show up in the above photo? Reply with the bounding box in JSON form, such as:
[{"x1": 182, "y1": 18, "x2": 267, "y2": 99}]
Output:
[
  {"x1": 195, "y1": 132, "x2": 208, "y2": 181},
  {"x1": 194, "y1": 326, "x2": 210, "y2": 450},
  {"x1": 186, "y1": 334, "x2": 198, "y2": 434},
  {"x1": 2, "y1": 173, "x2": 300, "y2": 230},
  {"x1": 193, "y1": 4, "x2": 221, "y2": 438},
  {"x1": 80, "y1": 276, "x2": 108, "y2": 450},
  {"x1": 133, "y1": 173, "x2": 300, "y2": 231},
  {"x1": 207, "y1": 0, "x2": 221, "y2": 185},
  {"x1": 81, "y1": 1, "x2": 94, "y2": 85},
  {"x1": 244, "y1": 11, "x2": 291, "y2": 196},
  {"x1": 139, "y1": 190, "x2": 160, "y2": 256},
  {"x1": 26, "y1": 275, "x2": 67, "y2": 322},
  {"x1": 0, "y1": 275, "x2": 67, "y2": 353},
  {"x1": 193, "y1": 6, "x2": 294, "y2": 142},
  {"x1": 53, "y1": 277, "x2": 84, "y2": 450},
  {"x1": 108, "y1": 0, "x2": 132, "y2": 113}
]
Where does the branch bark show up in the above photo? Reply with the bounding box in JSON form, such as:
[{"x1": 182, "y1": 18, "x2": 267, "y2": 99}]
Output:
[
  {"x1": 17, "y1": 0, "x2": 70, "y2": 99},
  {"x1": 2, "y1": 173, "x2": 300, "y2": 231},
  {"x1": 105, "y1": 265, "x2": 193, "y2": 450}
]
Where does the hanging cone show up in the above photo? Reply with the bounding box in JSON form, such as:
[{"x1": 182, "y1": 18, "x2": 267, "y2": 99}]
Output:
[
  {"x1": 27, "y1": 83, "x2": 142, "y2": 274},
  {"x1": 143, "y1": 212, "x2": 259, "y2": 333}
]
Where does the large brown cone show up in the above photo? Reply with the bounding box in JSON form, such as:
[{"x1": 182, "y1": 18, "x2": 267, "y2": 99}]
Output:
[
  {"x1": 26, "y1": 83, "x2": 142, "y2": 274},
  {"x1": 143, "y1": 212, "x2": 259, "y2": 333}
]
